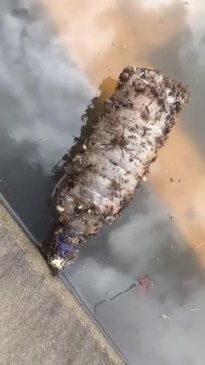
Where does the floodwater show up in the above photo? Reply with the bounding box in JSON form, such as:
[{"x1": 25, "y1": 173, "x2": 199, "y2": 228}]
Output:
[{"x1": 0, "y1": 0, "x2": 205, "y2": 363}]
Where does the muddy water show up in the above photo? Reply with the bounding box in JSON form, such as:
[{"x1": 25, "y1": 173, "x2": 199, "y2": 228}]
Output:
[{"x1": 0, "y1": 1, "x2": 205, "y2": 364}]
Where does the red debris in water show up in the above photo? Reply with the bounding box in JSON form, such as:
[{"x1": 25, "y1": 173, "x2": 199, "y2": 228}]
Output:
[{"x1": 137, "y1": 276, "x2": 153, "y2": 293}]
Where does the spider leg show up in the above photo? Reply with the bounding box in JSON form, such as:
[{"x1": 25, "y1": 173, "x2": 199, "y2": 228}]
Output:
[
  {"x1": 124, "y1": 146, "x2": 135, "y2": 152},
  {"x1": 118, "y1": 121, "x2": 125, "y2": 135},
  {"x1": 145, "y1": 105, "x2": 149, "y2": 114},
  {"x1": 107, "y1": 146, "x2": 115, "y2": 151},
  {"x1": 103, "y1": 145, "x2": 114, "y2": 151},
  {"x1": 119, "y1": 145, "x2": 125, "y2": 158},
  {"x1": 147, "y1": 97, "x2": 154, "y2": 107},
  {"x1": 105, "y1": 128, "x2": 119, "y2": 138},
  {"x1": 102, "y1": 142, "x2": 112, "y2": 147}
]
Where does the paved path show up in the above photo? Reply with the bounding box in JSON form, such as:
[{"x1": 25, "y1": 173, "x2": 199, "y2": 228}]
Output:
[{"x1": 0, "y1": 203, "x2": 123, "y2": 365}]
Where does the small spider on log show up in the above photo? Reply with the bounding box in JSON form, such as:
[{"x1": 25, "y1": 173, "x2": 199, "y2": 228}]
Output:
[{"x1": 103, "y1": 123, "x2": 134, "y2": 158}]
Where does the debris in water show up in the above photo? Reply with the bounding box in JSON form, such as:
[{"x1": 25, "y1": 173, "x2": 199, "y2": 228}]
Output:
[
  {"x1": 137, "y1": 275, "x2": 153, "y2": 293},
  {"x1": 189, "y1": 308, "x2": 199, "y2": 312},
  {"x1": 45, "y1": 66, "x2": 190, "y2": 270},
  {"x1": 161, "y1": 314, "x2": 172, "y2": 320}
]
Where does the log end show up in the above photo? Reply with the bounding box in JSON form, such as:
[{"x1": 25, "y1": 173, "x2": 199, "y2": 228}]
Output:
[
  {"x1": 47, "y1": 229, "x2": 79, "y2": 270},
  {"x1": 118, "y1": 66, "x2": 190, "y2": 107}
]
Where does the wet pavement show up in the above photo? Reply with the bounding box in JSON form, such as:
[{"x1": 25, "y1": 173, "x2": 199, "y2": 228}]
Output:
[
  {"x1": 1, "y1": 1, "x2": 205, "y2": 364},
  {"x1": 0, "y1": 204, "x2": 123, "y2": 365}
]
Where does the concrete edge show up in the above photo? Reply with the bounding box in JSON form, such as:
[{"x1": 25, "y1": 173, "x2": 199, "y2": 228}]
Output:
[{"x1": 0, "y1": 202, "x2": 125, "y2": 365}]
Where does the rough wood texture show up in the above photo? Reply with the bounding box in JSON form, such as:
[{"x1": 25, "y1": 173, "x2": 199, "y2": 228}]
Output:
[{"x1": 47, "y1": 66, "x2": 189, "y2": 270}]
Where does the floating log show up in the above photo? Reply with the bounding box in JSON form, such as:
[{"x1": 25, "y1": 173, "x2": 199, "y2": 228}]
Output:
[{"x1": 47, "y1": 66, "x2": 189, "y2": 270}]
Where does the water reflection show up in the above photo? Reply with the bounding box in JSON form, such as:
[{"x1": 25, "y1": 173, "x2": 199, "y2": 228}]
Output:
[
  {"x1": 0, "y1": 128, "x2": 52, "y2": 240},
  {"x1": 90, "y1": 248, "x2": 205, "y2": 365},
  {"x1": 0, "y1": 2, "x2": 93, "y2": 173},
  {"x1": 1, "y1": 1, "x2": 205, "y2": 364},
  {"x1": 41, "y1": 0, "x2": 205, "y2": 267},
  {"x1": 42, "y1": 0, "x2": 187, "y2": 83}
]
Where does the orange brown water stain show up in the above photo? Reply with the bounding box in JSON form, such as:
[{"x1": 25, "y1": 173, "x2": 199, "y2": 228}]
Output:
[
  {"x1": 41, "y1": 0, "x2": 205, "y2": 262},
  {"x1": 41, "y1": 0, "x2": 186, "y2": 84},
  {"x1": 150, "y1": 124, "x2": 205, "y2": 263}
]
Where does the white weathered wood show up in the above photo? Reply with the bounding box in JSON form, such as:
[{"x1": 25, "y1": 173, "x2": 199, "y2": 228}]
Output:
[{"x1": 47, "y1": 67, "x2": 189, "y2": 270}]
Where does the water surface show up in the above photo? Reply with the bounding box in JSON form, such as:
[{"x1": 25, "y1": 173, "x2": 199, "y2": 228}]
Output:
[{"x1": 1, "y1": 1, "x2": 205, "y2": 363}]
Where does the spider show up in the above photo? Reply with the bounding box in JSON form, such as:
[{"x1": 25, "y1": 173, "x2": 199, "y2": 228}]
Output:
[
  {"x1": 147, "y1": 84, "x2": 160, "y2": 107},
  {"x1": 102, "y1": 123, "x2": 134, "y2": 158}
]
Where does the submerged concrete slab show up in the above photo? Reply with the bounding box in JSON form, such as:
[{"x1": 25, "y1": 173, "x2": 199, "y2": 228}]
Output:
[{"x1": 0, "y1": 203, "x2": 124, "y2": 365}]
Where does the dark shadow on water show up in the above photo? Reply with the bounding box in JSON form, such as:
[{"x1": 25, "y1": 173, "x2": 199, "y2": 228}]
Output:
[{"x1": 0, "y1": 128, "x2": 53, "y2": 243}]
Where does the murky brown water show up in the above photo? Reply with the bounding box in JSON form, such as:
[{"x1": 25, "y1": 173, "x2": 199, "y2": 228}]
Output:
[
  {"x1": 0, "y1": 1, "x2": 205, "y2": 363},
  {"x1": 41, "y1": 0, "x2": 205, "y2": 264}
]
